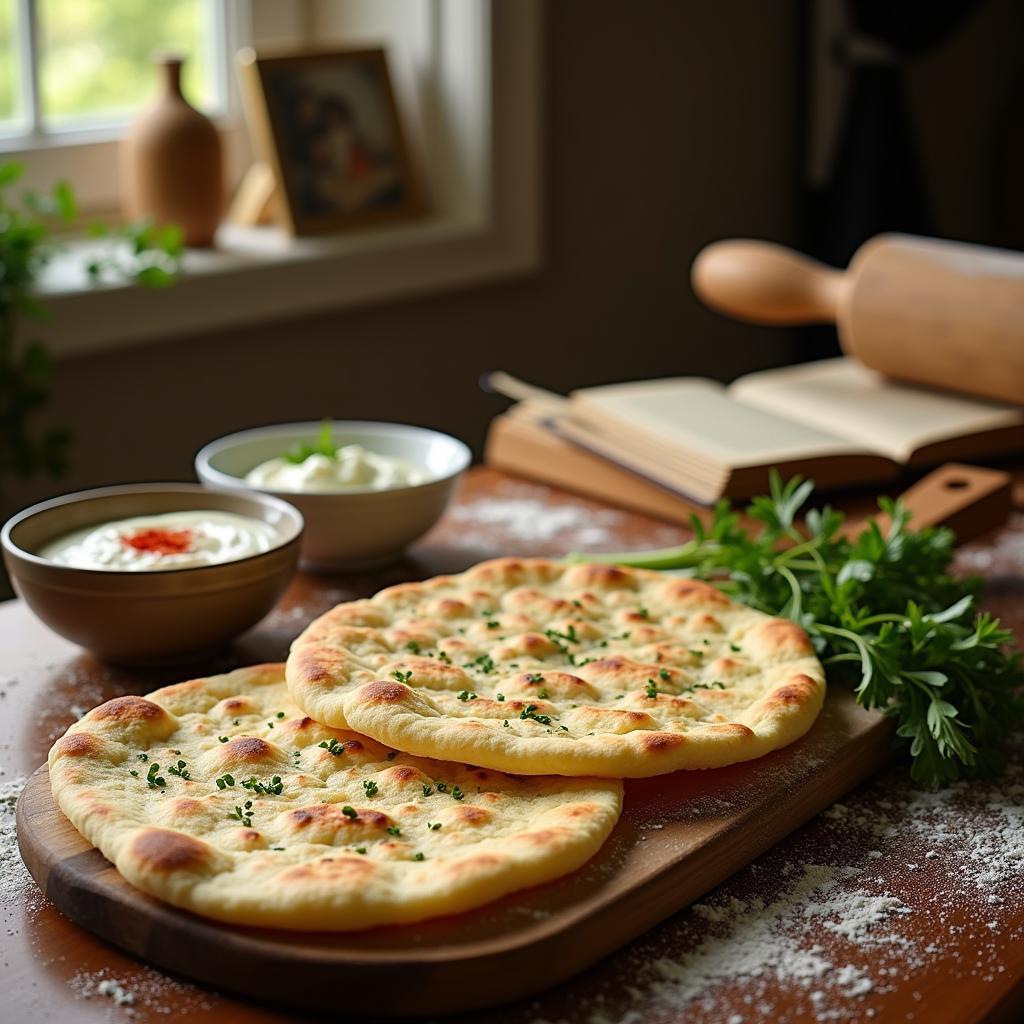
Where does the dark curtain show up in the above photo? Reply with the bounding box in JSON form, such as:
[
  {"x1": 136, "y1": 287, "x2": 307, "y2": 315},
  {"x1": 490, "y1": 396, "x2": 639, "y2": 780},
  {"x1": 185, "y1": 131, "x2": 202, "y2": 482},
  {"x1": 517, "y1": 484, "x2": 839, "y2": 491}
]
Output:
[{"x1": 798, "y1": 0, "x2": 980, "y2": 357}]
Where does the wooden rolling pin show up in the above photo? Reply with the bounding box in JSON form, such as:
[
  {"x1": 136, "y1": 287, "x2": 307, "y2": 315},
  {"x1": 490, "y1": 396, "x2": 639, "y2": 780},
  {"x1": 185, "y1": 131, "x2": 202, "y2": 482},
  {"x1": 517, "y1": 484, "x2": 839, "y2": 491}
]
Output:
[{"x1": 691, "y1": 234, "x2": 1024, "y2": 405}]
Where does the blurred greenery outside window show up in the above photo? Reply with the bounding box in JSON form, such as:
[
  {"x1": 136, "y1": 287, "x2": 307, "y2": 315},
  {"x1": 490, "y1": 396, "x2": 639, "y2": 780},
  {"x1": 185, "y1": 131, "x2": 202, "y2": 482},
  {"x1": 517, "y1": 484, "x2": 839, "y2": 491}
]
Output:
[{"x1": 0, "y1": 0, "x2": 222, "y2": 133}]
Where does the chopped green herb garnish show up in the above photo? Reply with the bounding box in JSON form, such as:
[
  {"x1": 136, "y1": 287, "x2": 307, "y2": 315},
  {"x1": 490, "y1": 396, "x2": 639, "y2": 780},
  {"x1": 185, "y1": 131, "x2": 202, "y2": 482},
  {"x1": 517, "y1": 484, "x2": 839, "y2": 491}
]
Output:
[
  {"x1": 276, "y1": 711, "x2": 285, "y2": 719},
  {"x1": 645, "y1": 679, "x2": 658, "y2": 699},
  {"x1": 167, "y1": 759, "x2": 190, "y2": 780},
  {"x1": 218, "y1": 736, "x2": 229, "y2": 743},
  {"x1": 387, "y1": 825, "x2": 402, "y2": 837},
  {"x1": 405, "y1": 640, "x2": 421, "y2": 654},
  {"x1": 451, "y1": 785, "x2": 465, "y2": 801},
  {"x1": 341, "y1": 805, "x2": 358, "y2": 819},
  {"x1": 520, "y1": 703, "x2": 552, "y2": 726},
  {"x1": 363, "y1": 780, "x2": 379, "y2": 798},
  {"x1": 525, "y1": 673, "x2": 544, "y2": 683},
  {"x1": 687, "y1": 681, "x2": 727, "y2": 692},
  {"x1": 129, "y1": 769, "x2": 138, "y2": 777},
  {"x1": 730, "y1": 643, "x2": 742, "y2": 652},
  {"x1": 457, "y1": 690, "x2": 478, "y2": 701},
  {"x1": 392, "y1": 670, "x2": 413, "y2": 684},
  {"x1": 427, "y1": 822, "x2": 442, "y2": 831},
  {"x1": 468, "y1": 653, "x2": 496, "y2": 674},
  {"x1": 355, "y1": 847, "x2": 367, "y2": 855},
  {"x1": 229, "y1": 801, "x2": 254, "y2": 827},
  {"x1": 485, "y1": 619, "x2": 500, "y2": 629},
  {"x1": 537, "y1": 688, "x2": 549, "y2": 699},
  {"x1": 241, "y1": 775, "x2": 283, "y2": 796},
  {"x1": 215, "y1": 773, "x2": 235, "y2": 790},
  {"x1": 659, "y1": 668, "x2": 671, "y2": 682},
  {"x1": 136, "y1": 752, "x2": 148, "y2": 762},
  {"x1": 413, "y1": 852, "x2": 425, "y2": 861},
  {"x1": 422, "y1": 784, "x2": 433, "y2": 797},
  {"x1": 146, "y1": 763, "x2": 166, "y2": 789},
  {"x1": 437, "y1": 650, "x2": 452, "y2": 664},
  {"x1": 636, "y1": 607, "x2": 649, "y2": 619},
  {"x1": 319, "y1": 738, "x2": 345, "y2": 756},
  {"x1": 503, "y1": 720, "x2": 510, "y2": 728},
  {"x1": 496, "y1": 693, "x2": 505, "y2": 701}
]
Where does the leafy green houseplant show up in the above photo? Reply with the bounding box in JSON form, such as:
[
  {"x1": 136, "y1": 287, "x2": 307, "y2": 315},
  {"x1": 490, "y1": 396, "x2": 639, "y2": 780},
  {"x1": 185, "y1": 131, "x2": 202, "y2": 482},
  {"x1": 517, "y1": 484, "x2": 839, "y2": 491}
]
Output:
[{"x1": 0, "y1": 162, "x2": 183, "y2": 484}]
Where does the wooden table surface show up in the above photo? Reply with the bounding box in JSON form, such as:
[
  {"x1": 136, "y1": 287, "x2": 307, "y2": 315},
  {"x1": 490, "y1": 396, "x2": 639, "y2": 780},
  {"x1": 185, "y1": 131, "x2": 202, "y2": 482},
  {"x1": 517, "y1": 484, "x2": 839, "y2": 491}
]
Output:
[{"x1": 2, "y1": 467, "x2": 1023, "y2": 1024}]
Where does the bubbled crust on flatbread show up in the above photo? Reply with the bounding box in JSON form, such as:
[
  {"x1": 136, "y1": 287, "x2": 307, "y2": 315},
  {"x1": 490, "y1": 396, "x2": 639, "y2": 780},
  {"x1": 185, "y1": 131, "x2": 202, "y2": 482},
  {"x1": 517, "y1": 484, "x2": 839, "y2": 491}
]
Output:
[
  {"x1": 286, "y1": 558, "x2": 826, "y2": 778},
  {"x1": 47, "y1": 664, "x2": 622, "y2": 931}
]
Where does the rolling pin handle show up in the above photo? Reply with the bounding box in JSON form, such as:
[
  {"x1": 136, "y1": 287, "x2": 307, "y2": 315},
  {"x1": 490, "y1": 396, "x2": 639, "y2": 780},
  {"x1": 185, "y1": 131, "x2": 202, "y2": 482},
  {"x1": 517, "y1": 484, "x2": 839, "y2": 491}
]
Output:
[{"x1": 692, "y1": 239, "x2": 847, "y2": 326}]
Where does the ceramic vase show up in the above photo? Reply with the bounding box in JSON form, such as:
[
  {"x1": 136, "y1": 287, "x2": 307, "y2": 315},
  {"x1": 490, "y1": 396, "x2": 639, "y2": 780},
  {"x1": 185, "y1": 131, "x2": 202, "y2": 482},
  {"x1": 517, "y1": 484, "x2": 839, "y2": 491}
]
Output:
[{"x1": 121, "y1": 55, "x2": 223, "y2": 247}]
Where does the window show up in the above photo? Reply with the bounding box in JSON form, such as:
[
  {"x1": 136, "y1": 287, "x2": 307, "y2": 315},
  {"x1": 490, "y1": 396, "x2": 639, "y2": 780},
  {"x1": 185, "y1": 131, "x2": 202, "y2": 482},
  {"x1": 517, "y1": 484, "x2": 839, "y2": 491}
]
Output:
[
  {"x1": 1, "y1": 0, "x2": 227, "y2": 134},
  {"x1": 34, "y1": 0, "x2": 542, "y2": 355}
]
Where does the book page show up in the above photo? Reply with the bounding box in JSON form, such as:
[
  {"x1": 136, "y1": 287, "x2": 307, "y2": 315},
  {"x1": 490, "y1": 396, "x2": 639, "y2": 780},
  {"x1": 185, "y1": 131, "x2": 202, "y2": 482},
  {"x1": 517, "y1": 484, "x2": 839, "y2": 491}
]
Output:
[
  {"x1": 570, "y1": 378, "x2": 869, "y2": 468},
  {"x1": 728, "y1": 358, "x2": 1024, "y2": 463}
]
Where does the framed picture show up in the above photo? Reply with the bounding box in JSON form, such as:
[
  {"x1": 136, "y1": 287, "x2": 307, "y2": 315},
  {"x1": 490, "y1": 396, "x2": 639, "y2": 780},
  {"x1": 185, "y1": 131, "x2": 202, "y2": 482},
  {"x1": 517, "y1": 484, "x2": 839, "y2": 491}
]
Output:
[{"x1": 237, "y1": 47, "x2": 422, "y2": 236}]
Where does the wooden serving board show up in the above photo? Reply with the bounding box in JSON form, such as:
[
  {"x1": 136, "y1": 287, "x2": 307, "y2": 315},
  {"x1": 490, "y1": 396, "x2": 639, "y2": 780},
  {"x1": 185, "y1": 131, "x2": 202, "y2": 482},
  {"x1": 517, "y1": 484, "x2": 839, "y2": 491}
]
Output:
[{"x1": 18, "y1": 686, "x2": 893, "y2": 1018}]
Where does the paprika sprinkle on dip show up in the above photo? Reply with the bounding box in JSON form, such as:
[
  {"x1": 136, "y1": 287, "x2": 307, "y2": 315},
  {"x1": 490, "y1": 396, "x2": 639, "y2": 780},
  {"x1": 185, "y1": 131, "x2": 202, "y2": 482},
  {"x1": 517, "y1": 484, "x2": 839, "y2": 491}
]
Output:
[
  {"x1": 38, "y1": 511, "x2": 279, "y2": 571},
  {"x1": 122, "y1": 527, "x2": 194, "y2": 556}
]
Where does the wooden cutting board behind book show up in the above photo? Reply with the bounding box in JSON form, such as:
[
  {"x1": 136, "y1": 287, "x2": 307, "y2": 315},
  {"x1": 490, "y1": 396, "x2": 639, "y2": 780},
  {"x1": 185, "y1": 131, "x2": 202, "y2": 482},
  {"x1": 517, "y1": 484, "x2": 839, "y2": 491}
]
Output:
[
  {"x1": 692, "y1": 234, "x2": 1024, "y2": 406},
  {"x1": 16, "y1": 466, "x2": 1011, "y2": 1017},
  {"x1": 484, "y1": 363, "x2": 1024, "y2": 504}
]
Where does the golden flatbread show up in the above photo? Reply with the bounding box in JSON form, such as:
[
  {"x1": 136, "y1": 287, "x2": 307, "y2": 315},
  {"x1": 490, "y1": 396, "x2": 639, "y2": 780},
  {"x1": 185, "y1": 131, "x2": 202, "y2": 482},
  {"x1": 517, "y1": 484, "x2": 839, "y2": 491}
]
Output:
[
  {"x1": 286, "y1": 558, "x2": 826, "y2": 778},
  {"x1": 48, "y1": 664, "x2": 622, "y2": 931}
]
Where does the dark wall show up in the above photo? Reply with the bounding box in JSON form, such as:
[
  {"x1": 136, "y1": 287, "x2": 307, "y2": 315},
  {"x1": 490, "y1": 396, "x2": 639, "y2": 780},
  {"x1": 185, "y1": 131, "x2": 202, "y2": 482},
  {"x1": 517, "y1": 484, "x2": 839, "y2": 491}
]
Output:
[{"x1": 8, "y1": 1, "x2": 803, "y2": 517}]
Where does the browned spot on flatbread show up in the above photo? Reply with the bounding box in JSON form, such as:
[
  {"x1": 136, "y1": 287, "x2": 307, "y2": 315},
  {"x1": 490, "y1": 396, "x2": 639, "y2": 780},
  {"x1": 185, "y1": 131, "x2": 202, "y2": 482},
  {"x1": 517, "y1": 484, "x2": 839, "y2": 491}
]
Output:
[
  {"x1": 639, "y1": 731, "x2": 687, "y2": 753},
  {"x1": 663, "y1": 578, "x2": 731, "y2": 607},
  {"x1": 359, "y1": 680, "x2": 408, "y2": 703},
  {"x1": 92, "y1": 695, "x2": 169, "y2": 725},
  {"x1": 222, "y1": 736, "x2": 277, "y2": 762},
  {"x1": 129, "y1": 828, "x2": 213, "y2": 874},
  {"x1": 452, "y1": 805, "x2": 492, "y2": 826},
  {"x1": 50, "y1": 732, "x2": 103, "y2": 759},
  {"x1": 759, "y1": 619, "x2": 814, "y2": 655}
]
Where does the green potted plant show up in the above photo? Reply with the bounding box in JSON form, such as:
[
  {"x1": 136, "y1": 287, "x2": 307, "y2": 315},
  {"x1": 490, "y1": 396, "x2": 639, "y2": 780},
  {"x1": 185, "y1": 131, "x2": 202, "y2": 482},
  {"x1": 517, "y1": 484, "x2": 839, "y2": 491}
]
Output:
[{"x1": 0, "y1": 162, "x2": 184, "y2": 484}]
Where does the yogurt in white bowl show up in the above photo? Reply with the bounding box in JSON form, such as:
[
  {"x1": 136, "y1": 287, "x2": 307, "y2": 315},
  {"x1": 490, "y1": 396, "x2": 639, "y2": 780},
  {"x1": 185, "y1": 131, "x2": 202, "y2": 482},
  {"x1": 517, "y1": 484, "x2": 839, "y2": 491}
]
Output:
[{"x1": 195, "y1": 421, "x2": 471, "y2": 571}]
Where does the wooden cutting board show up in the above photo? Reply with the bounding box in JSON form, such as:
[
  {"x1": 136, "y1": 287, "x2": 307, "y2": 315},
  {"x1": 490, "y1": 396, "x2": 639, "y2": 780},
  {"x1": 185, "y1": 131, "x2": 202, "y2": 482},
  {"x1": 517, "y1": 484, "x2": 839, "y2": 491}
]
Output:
[{"x1": 18, "y1": 686, "x2": 893, "y2": 1018}]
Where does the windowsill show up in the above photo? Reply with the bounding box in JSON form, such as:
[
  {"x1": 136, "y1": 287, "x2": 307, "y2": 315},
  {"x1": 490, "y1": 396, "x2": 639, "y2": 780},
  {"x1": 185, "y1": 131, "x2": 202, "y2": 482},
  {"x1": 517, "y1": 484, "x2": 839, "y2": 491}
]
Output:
[{"x1": 36, "y1": 211, "x2": 540, "y2": 358}]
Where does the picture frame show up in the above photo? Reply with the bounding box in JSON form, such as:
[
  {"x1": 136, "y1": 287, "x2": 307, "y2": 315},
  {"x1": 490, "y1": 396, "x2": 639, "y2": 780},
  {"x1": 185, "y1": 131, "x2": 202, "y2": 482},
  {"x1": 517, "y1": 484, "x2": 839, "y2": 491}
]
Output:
[{"x1": 236, "y1": 47, "x2": 422, "y2": 236}]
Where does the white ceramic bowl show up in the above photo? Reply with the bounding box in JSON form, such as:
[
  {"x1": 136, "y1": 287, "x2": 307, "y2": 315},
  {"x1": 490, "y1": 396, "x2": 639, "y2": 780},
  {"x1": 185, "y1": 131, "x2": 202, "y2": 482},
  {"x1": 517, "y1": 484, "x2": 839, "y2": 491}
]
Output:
[{"x1": 195, "y1": 421, "x2": 471, "y2": 571}]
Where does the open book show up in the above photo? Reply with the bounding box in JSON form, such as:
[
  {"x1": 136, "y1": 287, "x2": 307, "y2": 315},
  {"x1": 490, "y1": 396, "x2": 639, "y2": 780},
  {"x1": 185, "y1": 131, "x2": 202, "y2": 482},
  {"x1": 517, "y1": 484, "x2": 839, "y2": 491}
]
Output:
[{"x1": 489, "y1": 358, "x2": 1024, "y2": 505}]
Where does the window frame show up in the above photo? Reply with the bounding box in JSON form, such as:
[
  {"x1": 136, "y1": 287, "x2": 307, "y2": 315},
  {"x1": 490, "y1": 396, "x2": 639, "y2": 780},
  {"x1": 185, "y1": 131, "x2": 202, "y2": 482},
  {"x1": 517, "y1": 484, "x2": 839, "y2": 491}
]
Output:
[
  {"x1": 0, "y1": 0, "x2": 246, "y2": 210},
  {"x1": 31, "y1": 0, "x2": 543, "y2": 356}
]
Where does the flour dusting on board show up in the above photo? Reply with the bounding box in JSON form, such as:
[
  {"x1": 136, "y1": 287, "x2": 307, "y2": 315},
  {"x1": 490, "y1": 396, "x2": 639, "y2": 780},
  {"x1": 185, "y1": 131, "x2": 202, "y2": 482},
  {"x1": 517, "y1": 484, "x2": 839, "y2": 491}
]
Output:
[{"x1": 523, "y1": 748, "x2": 1024, "y2": 1024}]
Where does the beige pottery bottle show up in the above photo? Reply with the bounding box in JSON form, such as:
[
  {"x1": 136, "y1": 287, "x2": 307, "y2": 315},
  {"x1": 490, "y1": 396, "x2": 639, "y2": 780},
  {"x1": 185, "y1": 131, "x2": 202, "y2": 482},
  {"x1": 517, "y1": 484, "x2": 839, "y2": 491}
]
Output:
[{"x1": 121, "y1": 55, "x2": 223, "y2": 247}]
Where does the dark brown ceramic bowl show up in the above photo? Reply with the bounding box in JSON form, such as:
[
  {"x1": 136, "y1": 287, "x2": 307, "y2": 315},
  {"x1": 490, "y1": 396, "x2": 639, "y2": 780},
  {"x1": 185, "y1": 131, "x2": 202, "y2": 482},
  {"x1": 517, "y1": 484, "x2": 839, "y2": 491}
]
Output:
[{"x1": 1, "y1": 483, "x2": 303, "y2": 665}]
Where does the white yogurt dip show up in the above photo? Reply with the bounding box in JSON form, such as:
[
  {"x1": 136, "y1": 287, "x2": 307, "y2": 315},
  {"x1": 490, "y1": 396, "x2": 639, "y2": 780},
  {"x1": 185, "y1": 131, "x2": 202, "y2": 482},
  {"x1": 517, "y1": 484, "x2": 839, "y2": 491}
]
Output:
[
  {"x1": 39, "y1": 510, "x2": 279, "y2": 571},
  {"x1": 245, "y1": 445, "x2": 427, "y2": 493}
]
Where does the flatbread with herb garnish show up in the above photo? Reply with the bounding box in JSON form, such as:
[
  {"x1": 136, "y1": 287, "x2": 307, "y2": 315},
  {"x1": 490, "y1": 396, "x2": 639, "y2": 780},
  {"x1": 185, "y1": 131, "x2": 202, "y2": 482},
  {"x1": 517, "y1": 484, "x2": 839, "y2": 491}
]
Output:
[
  {"x1": 286, "y1": 558, "x2": 827, "y2": 778},
  {"x1": 47, "y1": 664, "x2": 622, "y2": 931}
]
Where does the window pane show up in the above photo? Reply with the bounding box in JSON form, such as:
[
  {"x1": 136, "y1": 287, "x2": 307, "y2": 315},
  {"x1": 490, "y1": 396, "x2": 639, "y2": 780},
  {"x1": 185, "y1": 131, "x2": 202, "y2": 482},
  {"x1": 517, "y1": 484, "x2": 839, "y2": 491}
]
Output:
[
  {"x1": 0, "y1": 0, "x2": 19, "y2": 129},
  {"x1": 38, "y1": 0, "x2": 217, "y2": 126}
]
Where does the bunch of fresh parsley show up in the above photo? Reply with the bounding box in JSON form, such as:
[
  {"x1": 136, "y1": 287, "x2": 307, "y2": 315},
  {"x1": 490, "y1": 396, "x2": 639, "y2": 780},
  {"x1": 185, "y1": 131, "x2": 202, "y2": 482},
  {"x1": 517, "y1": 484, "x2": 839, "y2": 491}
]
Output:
[{"x1": 575, "y1": 473, "x2": 1023, "y2": 787}]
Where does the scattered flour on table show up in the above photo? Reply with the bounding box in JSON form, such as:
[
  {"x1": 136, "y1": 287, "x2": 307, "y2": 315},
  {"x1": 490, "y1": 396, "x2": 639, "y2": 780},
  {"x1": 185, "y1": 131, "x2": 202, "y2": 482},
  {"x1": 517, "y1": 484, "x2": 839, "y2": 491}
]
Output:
[
  {"x1": 70, "y1": 967, "x2": 216, "y2": 1020},
  {"x1": 0, "y1": 770, "x2": 32, "y2": 904},
  {"x1": 446, "y1": 482, "x2": 683, "y2": 551},
  {"x1": 955, "y1": 512, "x2": 1024, "y2": 572},
  {"x1": 524, "y1": 748, "x2": 1024, "y2": 1024}
]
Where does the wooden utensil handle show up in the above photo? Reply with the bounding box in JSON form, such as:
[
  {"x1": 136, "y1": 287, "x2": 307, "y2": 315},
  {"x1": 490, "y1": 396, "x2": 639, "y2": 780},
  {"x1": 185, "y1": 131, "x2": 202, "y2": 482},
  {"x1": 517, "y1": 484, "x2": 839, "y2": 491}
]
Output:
[
  {"x1": 691, "y1": 239, "x2": 846, "y2": 325},
  {"x1": 844, "y1": 464, "x2": 1013, "y2": 545}
]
